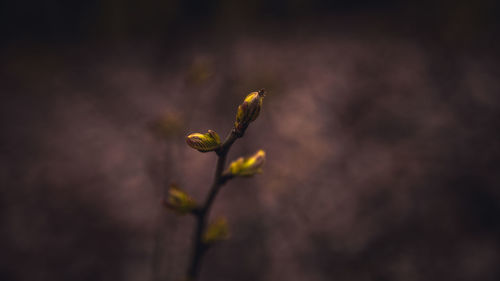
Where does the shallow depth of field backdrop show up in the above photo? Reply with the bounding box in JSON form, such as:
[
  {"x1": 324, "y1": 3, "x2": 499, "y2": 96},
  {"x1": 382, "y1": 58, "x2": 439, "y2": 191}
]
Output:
[{"x1": 2, "y1": 1, "x2": 500, "y2": 281}]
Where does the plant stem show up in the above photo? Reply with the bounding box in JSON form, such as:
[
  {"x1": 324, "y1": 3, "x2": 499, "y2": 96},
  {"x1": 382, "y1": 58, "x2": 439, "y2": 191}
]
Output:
[{"x1": 186, "y1": 129, "x2": 240, "y2": 280}]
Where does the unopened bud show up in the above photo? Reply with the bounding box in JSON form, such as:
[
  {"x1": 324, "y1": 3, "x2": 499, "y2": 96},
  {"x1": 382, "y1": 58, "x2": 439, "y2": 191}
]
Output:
[
  {"x1": 163, "y1": 185, "x2": 197, "y2": 215},
  {"x1": 234, "y1": 89, "x2": 265, "y2": 132},
  {"x1": 185, "y1": 130, "x2": 221, "y2": 152},
  {"x1": 203, "y1": 218, "x2": 229, "y2": 244},
  {"x1": 227, "y1": 150, "x2": 266, "y2": 177}
]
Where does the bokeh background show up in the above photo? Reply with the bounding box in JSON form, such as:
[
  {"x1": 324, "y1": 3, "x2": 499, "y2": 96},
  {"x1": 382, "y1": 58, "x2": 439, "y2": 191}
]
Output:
[{"x1": 2, "y1": 1, "x2": 500, "y2": 281}]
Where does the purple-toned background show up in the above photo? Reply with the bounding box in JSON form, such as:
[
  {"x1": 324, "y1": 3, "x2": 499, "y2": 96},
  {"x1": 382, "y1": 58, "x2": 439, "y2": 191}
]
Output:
[{"x1": 2, "y1": 1, "x2": 500, "y2": 281}]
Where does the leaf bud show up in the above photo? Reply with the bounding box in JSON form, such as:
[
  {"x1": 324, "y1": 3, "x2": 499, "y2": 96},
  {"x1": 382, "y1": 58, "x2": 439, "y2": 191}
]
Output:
[
  {"x1": 234, "y1": 89, "x2": 265, "y2": 133},
  {"x1": 203, "y1": 218, "x2": 229, "y2": 244},
  {"x1": 185, "y1": 130, "x2": 221, "y2": 152},
  {"x1": 163, "y1": 185, "x2": 197, "y2": 215},
  {"x1": 227, "y1": 149, "x2": 266, "y2": 177}
]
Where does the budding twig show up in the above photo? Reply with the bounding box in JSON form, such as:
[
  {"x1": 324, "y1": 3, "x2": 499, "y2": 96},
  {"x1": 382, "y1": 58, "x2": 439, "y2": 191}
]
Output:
[
  {"x1": 186, "y1": 129, "x2": 240, "y2": 280},
  {"x1": 168, "y1": 90, "x2": 266, "y2": 281}
]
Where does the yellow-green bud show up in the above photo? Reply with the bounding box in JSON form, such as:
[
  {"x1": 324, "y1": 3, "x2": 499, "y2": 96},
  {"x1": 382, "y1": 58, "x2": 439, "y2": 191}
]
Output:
[
  {"x1": 227, "y1": 150, "x2": 266, "y2": 177},
  {"x1": 203, "y1": 218, "x2": 229, "y2": 244},
  {"x1": 185, "y1": 130, "x2": 221, "y2": 152},
  {"x1": 163, "y1": 185, "x2": 197, "y2": 215},
  {"x1": 235, "y1": 89, "x2": 265, "y2": 132}
]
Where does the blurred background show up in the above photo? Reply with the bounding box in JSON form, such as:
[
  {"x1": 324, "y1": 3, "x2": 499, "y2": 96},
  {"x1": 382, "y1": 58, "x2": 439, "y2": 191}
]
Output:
[{"x1": 1, "y1": 1, "x2": 500, "y2": 280}]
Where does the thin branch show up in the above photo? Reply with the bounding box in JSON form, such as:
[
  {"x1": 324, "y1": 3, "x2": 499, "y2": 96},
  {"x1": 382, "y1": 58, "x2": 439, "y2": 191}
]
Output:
[{"x1": 186, "y1": 129, "x2": 241, "y2": 280}]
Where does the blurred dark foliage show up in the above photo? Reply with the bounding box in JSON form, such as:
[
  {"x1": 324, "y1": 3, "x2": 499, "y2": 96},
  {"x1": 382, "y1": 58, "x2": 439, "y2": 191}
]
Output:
[{"x1": 1, "y1": 1, "x2": 500, "y2": 281}]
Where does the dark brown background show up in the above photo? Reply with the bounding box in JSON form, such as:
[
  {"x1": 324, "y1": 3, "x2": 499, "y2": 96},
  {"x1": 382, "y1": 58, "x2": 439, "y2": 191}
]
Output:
[{"x1": 1, "y1": 1, "x2": 500, "y2": 280}]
